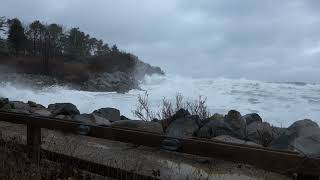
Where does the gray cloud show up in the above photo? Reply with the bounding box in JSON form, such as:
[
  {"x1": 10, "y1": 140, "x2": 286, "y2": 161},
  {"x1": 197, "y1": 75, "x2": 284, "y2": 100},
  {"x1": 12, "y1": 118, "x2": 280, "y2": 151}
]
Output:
[{"x1": 1, "y1": 0, "x2": 320, "y2": 82}]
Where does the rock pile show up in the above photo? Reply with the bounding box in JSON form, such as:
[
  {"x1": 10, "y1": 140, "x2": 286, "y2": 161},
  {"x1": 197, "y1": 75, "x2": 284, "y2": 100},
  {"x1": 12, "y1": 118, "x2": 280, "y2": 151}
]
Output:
[{"x1": 1, "y1": 97, "x2": 319, "y2": 156}]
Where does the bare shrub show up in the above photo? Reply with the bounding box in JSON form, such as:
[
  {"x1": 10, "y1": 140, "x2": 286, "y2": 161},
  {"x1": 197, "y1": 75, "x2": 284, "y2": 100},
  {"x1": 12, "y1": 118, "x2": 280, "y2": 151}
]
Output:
[
  {"x1": 133, "y1": 92, "x2": 211, "y2": 121},
  {"x1": 133, "y1": 91, "x2": 156, "y2": 121}
]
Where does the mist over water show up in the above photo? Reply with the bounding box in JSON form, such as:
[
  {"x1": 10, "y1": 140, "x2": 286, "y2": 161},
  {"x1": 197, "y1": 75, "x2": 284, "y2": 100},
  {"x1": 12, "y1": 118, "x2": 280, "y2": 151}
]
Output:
[{"x1": 1, "y1": 74, "x2": 320, "y2": 127}]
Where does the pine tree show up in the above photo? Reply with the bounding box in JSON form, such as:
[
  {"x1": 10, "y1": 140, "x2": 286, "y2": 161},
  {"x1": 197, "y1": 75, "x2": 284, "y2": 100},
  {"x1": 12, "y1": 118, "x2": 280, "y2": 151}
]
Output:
[{"x1": 7, "y1": 18, "x2": 26, "y2": 56}]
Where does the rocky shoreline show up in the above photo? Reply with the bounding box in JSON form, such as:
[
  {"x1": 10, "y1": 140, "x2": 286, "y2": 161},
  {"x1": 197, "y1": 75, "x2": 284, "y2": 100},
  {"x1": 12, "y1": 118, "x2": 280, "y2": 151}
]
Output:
[{"x1": 0, "y1": 97, "x2": 319, "y2": 157}]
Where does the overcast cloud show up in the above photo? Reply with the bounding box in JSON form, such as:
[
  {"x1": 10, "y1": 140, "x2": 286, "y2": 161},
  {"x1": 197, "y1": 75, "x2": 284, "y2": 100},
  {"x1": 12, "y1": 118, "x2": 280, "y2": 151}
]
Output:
[{"x1": 1, "y1": 0, "x2": 320, "y2": 82}]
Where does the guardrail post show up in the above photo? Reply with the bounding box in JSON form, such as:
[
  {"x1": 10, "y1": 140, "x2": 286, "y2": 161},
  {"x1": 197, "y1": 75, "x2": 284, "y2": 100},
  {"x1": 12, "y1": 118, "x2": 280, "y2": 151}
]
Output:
[{"x1": 27, "y1": 122, "x2": 41, "y2": 164}]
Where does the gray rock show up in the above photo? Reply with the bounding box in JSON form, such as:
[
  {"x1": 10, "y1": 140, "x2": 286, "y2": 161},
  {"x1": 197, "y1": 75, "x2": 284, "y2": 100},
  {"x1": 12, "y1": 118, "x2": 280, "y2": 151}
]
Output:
[
  {"x1": 48, "y1": 103, "x2": 80, "y2": 116},
  {"x1": 10, "y1": 109, "x2": 31, "y2": 114},
  {"x1": 224, "y1": 110, "x2": 246, "y2": 130},
  {"x1": 92, "y1": 108, "x2": 120, "y2": 122},
  {"x1": 0, "y1": 98, "x2": 9, "y2": 108},
  {"x1": 243, "y1": 113, "x2": 262, "y2": 125},
  {"x1": 162, "y1": 109, "x2": 191, "y2": 131},
  {"x1": 0, "y1": 104, "x2": 11, "y2": 111},
  {"x1": 196, "y1": 118, "x2": 234, "y2": 138},
  {"x1": 213, "y1": 135, "x2": 261, "y2": 147},
  {"x1": 165, "y1": 115, "x2": 199, "y2": 138},
  {"x1": 111, "y1": 120, "x2": 163, "y2": 134},
  {"x1": 10, "y1": 101, "x2": 30, "y2": 112},
  {"x1": 171, "y1": 109, "x2": 190, "y2": 121},
  {"x1": 74, "y1": 113, "x2": 111, "y2": 126},
  {"x1": 224, "y1": 110, "x2": 246, "y2": 138},
  {"x1": 288, "y1": 119, "x2": 319, "y2": 133},
  {"x1": 27, "y1": 101, "x2": 38, "y2": 107},
  {"x1": 245, "y1": 121, "x2": 273, "y2": 146},
  {"x1": 54, "y1": 115, "x2": 72, "y2": 120},
  {"x1": 33, "y1": 109, "x2": 52, "y2": 117},
  {"x1": 271, "y1": 119, "x2": 320, "y2": 156},
  {"x1": 199, "y1": 113, "x2": 224, "y2": 127},
  {"x1": 120, "y1": 115, "x2": 130, "y2": 120}
]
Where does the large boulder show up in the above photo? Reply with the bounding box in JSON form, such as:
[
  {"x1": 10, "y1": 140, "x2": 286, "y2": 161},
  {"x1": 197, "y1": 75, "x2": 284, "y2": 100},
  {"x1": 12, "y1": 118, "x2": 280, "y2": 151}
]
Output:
[
  {"x1": 111, "y1": 120, "x2": 163, "y2": 134},
  {"x1": 288, "y1": 119, "x2": 319, "y2": 133},
  {"x1": 92, "y1": 108, "x2": 120, "y2": 122},
  {"x1": 245, "y1": 121, "x2": 273, "y2": 146},
  {"x1": 54, "y1": 115, "x2": 72, "y2": 120},
  {"x1": 171, "y1": 109, "x2": 190, "y2": 121},
  {"x1": 10, "y1": 101, "x2": 30, "y2": 112},
  {"x1": 28, "y1": 101, "x2": 46, "y2": 113},
  {"x1": 162, "y1": 109, "x2": 190, "y2": 131},
  {"x1": 271, "y1": 119, "x2": 320, "y2": 156},
  {"x1": 48, "y1": 103, "x2": 80, "y2": 117},
  {"x1": 243, "y1": 113, "x2": 262, "y2": 125},
  {"x1": 0, "y1": 98, "x2": 10, "y2": 111},
  {"x1": 165, "y1": 115, "x2": 199, "y2": 138},
  {"x1": 74, "y1": 113, "x2": 111, "y2": 126},
  {"x1": 33, "y1": 109, "x2": 52, "y2": 117},
  {"x1": 224, "y1": 110, "x2": 246, "y2": 138},
  {"x1": 196, "y1": 114, "x2": 233, "y2": 138},
  {"x1": 213, "y1": 135, "x2": 261, "y2": 147},
  {"x1": 0, "y1": 98, "x2": 9, "y2": 108}
]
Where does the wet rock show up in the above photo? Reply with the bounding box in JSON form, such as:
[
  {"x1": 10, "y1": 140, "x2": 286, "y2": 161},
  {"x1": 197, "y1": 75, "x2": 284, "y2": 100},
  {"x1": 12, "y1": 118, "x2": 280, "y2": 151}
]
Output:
[
  {"x1": 224, "y1": 110, "x2": 246, "y2": 138},
  {"x1": 213, "y1": 135, "x2": 261, "y2": 147},
  {"x1": 74, "y1": 113, "x2": 111, "y2": 126},
  {"x1": 111, "y1": 120, "x2": 163, "y2": 134},
  {"x1": 196, "y1": 117, "x2": 234, "y2": 138},
  {"x1": 92, "y1": 108, "x2": 120, "y2": 122},
  {"x1": 165, "y1": 115, "x2": 199, "y2": 138},
  {"x1": 271, "y1": 119, "x2": 320, "y2": 156},
  {"x1": 48, "y1": 103, "x2": 80, "y2": 117},
  {"x1": 245, "y1": 121, "x2": 273, "y2": 146},
  {"x1": 243, "y1": 113, "x2": 263, "y2": 125}
]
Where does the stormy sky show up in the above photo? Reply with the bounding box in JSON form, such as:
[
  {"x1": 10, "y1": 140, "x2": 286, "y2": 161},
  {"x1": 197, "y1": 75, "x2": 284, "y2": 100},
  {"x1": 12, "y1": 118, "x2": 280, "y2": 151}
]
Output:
[{"x1": 1, "y1": 0, "x2": 320, "y2": 82}]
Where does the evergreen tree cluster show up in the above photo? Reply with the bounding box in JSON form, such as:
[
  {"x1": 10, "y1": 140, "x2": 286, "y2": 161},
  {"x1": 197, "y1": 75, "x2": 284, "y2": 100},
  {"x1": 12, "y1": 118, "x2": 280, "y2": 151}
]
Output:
[{"x1": 0, "y1": 17, "x2": 120, "y2": 58}]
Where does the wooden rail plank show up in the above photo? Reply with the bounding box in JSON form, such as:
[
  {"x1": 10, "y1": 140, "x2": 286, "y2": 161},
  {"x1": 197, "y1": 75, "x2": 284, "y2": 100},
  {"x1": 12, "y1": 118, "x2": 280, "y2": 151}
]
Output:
[{"x1": 0, "y1": 111, "x2": 320, "y2": 176}]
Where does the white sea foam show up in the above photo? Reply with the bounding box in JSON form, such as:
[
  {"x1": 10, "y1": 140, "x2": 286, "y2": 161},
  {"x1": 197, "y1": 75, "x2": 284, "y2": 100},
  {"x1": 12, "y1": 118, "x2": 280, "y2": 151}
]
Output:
[{"x1": 1, "y1": 74, "x2": 320, "y2": 127}]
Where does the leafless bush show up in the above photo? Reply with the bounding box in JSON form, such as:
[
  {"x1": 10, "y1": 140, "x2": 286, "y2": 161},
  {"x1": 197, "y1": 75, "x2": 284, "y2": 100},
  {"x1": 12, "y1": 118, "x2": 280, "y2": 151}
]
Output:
[
  {"x1": 133, "y1": 92, "x2": 211, "y2": 121},
  {"x1": 133, "y1": 91, "x2": 157, "y2": 121}
]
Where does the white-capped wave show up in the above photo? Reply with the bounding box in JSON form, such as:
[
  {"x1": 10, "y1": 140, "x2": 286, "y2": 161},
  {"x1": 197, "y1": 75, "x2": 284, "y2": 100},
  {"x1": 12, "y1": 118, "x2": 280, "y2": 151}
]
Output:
[{"x1": 0, "y1": 74, "x2": 320, "y2": 127}]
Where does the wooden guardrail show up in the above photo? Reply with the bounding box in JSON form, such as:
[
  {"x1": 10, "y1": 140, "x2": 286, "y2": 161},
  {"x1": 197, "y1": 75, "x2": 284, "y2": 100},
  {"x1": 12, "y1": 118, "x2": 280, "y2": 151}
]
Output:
[{"x1": 0, "y1": 111, "x2": 319, "y2": 180}]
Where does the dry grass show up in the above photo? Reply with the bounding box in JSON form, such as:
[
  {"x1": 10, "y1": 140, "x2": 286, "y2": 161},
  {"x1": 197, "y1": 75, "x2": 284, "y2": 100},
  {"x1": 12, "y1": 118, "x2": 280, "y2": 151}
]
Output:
[{"x1": 0, "y1": 132, "x2": 104, "y2": 180}]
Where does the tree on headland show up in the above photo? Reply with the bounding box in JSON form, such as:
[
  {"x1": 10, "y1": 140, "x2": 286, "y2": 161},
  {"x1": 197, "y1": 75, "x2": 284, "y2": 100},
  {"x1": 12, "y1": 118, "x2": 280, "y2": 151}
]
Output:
[
  {"x1": 111, "y1": 44, "x2": 119, "y2": 53},
  {"x1": 64, "y1": 28, "x2": 89, "y2": 58},
  {"x1": 0, "y1": 16, "x2": 148, "y2": 76},
  {"x1": 27, "y1": 20, "x2": 46, "y2": 56},
  {"x1": 0, "y1": 16, "x2": 6, "y2": 32},
  {"x1": 7, "y1": 18, "x2": 26, "y2": 56},
  {"x1": 47, "y1": 23, "x2": 63, "y2": 58}
]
